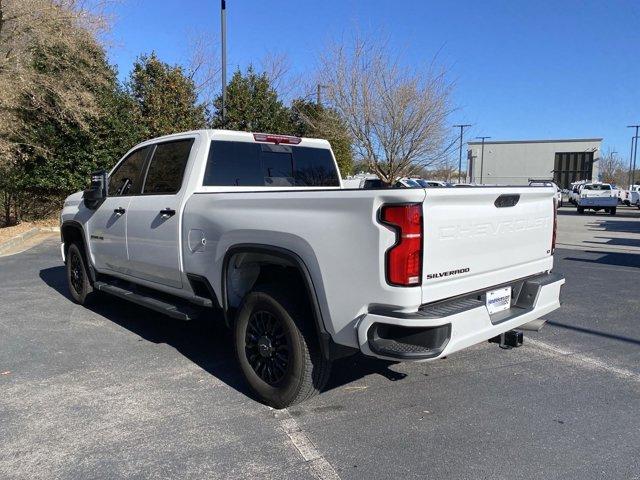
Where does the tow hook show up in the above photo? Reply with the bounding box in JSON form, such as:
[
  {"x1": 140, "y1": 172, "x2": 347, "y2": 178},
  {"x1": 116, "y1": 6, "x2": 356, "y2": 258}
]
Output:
[{"x1": 489, "y1": 330, "x2": 523, "y2": 349}]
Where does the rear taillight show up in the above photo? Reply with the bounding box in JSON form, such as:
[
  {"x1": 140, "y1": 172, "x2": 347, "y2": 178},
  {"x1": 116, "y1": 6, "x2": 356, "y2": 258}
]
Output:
[
  {"x1": 551, "y1": 198, "x2": 558, "y2": 254},
  {"x1": 380, "y1": 204, "x2": 423, "y2": 286}
]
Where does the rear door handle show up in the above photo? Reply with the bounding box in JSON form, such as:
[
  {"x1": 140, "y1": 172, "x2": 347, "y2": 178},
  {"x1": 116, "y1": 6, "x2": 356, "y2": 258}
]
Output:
[
  {"x1": 113, "y1": 207, "x2": 126, "y2": 215},
  {"x1": 160, "y1": 208, "x2": 176, "y2": 218}
]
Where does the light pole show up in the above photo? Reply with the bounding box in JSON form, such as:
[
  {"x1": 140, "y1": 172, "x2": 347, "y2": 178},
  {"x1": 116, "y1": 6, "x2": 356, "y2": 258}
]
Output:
[
  {"x1": 634, "y1": 136, "x2": 640, "y2": 185},
  {"x1": 476, "y1": 136, "x2": 491, "y2": 184},
  {"x1": 221, "y1": 0, "x2": 227, "y2": 125},
  {"x1": 627, "y1": 125, "x2": 640, "y2": 187},
  {"x1": 453, "y1": 124, "x2": 471, "y2": 183},
  {"x1": 316, "y1": 84, "x2": 328, "y2": 106}
]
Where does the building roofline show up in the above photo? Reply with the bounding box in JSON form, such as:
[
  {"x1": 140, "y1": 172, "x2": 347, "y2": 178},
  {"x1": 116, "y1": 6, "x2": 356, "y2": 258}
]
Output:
[{"x1": 467, "y1": 138, "x2": 603, "y2": 146}]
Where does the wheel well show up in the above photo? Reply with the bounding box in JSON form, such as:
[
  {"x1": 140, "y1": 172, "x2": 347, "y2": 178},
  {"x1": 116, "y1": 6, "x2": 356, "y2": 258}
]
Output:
[
  {"x1": 224, "y1": 247, "x2": 335, "y2": 359},
  {"x1": 61, "y1": 223, "x2": 85, "y2": 257},
  {"x1": 61, "y1": 223, "x2": 95, "y2": 283},
  {"x1": 225, "y1": 251, "x2": 306, "y2": 311}
]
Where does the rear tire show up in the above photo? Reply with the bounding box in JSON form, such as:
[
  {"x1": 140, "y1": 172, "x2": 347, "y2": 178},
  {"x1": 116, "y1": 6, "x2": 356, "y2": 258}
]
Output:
[
  {"x1": 234, "y1": 285, "x2": 331, "y2": 408},
  {"x1": 610, "y1": 207, "x2": 617, "y2": 216},
  {"x1": 66, "y1": 243, "x2": 94, "y2": 305},
  {"x1": 577, "y1": 206, "x2": 584, "y2": 214}
]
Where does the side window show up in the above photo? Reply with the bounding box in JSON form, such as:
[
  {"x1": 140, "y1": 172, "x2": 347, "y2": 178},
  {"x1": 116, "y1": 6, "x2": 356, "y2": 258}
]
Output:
[
  {"x1": 143, "y1": 139, "x2": 194, "y2": 194},
  {"x1": 108, "y1": 147, "x2": 149, "y2": 197}
]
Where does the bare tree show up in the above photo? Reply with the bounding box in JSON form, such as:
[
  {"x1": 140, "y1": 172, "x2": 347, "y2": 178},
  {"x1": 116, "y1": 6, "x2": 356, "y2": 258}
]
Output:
[
  {"x1": 319, "y1": 36, "x2": 456, "y2": 184},
  {"x1": 259, "y1": 51, "x2": 306, "y2": 104},
  {"x1": 599, "y1": 147, "x2": 624, "y2": 185},
  {"x1": 187, "y1": 32, "x2": 221, "y2": 109}
]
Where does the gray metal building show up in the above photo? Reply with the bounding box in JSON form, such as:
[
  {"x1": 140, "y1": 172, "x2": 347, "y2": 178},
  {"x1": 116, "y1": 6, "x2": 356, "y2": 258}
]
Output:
[{"x1": 466, "y1": 138, "x2": 602, "y2": 188}]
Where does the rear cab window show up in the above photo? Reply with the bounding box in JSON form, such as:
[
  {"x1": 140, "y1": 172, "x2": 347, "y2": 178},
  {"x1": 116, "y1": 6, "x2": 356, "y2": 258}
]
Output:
[
  {"x1": 583, "y1": 184, "x2": 611, "y2": 191},
  {"x1": 203, "y1": 140, "x2": 339, "y2": 187}
]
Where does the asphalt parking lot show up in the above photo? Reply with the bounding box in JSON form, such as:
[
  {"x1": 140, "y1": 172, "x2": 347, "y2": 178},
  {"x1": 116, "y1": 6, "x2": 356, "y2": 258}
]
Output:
[{"x1": 1, "y1": 206, "x2": 640, "y2": 480}]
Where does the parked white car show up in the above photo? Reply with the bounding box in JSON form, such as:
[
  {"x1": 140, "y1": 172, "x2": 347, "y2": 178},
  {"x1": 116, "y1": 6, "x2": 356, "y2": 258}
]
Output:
[{"x1": 59, "y1": 129, "x2": 564, "y2": 408}]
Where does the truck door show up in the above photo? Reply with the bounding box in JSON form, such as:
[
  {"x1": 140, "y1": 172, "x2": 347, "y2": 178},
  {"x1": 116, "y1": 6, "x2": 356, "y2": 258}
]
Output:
[
  {"x1": 125, "y1": 138, "x2": 195, "y2": 288},
  {"x1": 87, "y1": 146, "x2": 151, "y2": 274}
]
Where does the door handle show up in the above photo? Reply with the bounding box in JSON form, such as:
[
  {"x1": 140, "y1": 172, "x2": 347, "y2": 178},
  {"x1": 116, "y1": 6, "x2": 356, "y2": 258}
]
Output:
[
  {"x1": 160, "y1": 208, "x2": 176, "y2": 218},
  {"x1": 113, "y1": 207, "x2": 126, "y2": 215}
]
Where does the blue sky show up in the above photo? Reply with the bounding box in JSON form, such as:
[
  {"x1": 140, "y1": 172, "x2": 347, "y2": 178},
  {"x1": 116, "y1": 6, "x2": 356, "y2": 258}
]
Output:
[{"x1": 104, "y1": 0, "x2": 640, "y2": 161}]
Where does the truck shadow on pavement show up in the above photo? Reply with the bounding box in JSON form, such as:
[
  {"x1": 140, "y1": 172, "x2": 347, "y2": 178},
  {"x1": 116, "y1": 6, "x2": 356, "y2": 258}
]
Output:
[
  {"x1": 545, "y1": 320, "x2": 640, "y2": 347},
  {"x1": 563, "y1": 250, "x2": 640, "y2": 269},
  {"x1": 584, "y1": 236, "x2": 640, "y2": 248},
  {"x1": 586, "y1": 220, "x2": 640, "y2": 234},
  {"x1": 39, "y1": 265, "x2": 408, "y2": 403}
]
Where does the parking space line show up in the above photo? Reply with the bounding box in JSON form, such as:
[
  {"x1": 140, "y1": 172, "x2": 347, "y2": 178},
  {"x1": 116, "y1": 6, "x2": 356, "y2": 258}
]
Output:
[
  {"x1": 275, "y1": 408, "x2": 341, "y2": 480},
  {"x1": 528, "y1": 338, "x2": 640, "y2": 383}
]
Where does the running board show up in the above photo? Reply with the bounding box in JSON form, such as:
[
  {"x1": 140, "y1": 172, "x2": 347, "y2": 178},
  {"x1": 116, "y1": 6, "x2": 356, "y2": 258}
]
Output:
[{"x1": 94, "y1": 281, "x2": 200, "y2": 320}]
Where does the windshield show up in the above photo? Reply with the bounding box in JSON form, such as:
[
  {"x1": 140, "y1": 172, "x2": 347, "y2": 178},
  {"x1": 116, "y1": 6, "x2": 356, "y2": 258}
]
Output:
[{"x1": 583, "y1": 184, "x2": 611, "y2": 191}]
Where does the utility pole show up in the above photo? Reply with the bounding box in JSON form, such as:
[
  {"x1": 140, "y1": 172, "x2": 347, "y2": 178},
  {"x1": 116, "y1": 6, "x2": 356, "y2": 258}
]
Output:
[
  {"x1": 221, "y1": 0, "x2": 227, "y2": 125},
  {"x1": 476, "y1": 136, "x2": 491, "y2": 184},
  {"x1": 628, "y1": 125, "x2": 640, "y2": 186},
  {"x1": 453, "y1": 124, "x2": 471, "y2": 183}
]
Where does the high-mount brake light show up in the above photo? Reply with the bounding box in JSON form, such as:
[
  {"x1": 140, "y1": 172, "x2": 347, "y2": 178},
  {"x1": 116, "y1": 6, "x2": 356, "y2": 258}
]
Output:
[
  {"x1": 380, "y1": 203, "x2": 423, "y2": 286},
  {"x1": 253, "y1": 133, "x2": 302, "y2": 145}
]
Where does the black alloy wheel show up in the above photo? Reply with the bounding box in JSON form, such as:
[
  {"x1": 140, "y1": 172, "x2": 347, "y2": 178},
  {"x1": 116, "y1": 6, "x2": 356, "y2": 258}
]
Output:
[
  {"x1": 245, "y1": 310, "x2": 290, "y2": 385},
  {"x1": 69, "y1": 249, "x2": 84, "y2": 295},
  {"x1": 66, "y1": 243, "x2": 94, "y2": 305}
]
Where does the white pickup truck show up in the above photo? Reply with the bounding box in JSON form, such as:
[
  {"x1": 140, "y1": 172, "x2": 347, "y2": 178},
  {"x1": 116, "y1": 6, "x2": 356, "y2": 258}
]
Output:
[
  {"x1": 575, "y1": 182, "x2": 617, "y2": 215},
  {"x1": 620, "y1": 185, "x2": 640, "y2": 207},
  {"x1": 60, "y1": 129, "x2": 565, "y2": 408}
]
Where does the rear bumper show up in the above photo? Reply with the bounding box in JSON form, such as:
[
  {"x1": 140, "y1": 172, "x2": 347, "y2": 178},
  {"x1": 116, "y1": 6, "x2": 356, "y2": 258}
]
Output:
[
  {"x1": 356, "y1": 272, "x2": 565, "y2": 361},
  {"x1": 577, "y1": 198, "x2": 617, "y2": 207}
]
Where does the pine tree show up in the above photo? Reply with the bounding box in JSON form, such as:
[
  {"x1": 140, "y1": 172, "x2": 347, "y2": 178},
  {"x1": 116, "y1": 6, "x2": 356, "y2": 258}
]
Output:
[
  {"x1": 127, "y1": 53, "x2": 207, "y2": 138},
  {"x1": 211, "y1": 66, "x2": 292, "y2": 133}
]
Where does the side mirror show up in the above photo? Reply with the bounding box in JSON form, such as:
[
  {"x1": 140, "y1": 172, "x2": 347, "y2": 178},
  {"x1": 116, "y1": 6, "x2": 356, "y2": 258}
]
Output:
[{"x1": 83, "y1": 170, "x2": 107, "y2": 209}]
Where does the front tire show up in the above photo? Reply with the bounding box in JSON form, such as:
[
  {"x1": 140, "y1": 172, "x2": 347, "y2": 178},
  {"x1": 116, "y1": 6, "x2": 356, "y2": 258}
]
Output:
[
  {"x1": 577, "y1": 206, "x2": 584, "y2": 214},
  {"x1": 66, "y1": 243, "x2": 94, "y2": 305},
  {"x1": 610, "y1": 207, "x2": 617, "y2": 216},
  {"x1": 234, "y1": 285, "x2": 331, "y2": 408}
]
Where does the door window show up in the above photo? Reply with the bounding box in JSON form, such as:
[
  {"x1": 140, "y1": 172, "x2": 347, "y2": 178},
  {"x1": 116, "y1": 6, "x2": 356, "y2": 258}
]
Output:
[
  {"x1": 143, "y1": 139, "x2": 195, "y2": 194},
  {"x1": 108, "y1": 147, "x2": 150, "y2": 196}
]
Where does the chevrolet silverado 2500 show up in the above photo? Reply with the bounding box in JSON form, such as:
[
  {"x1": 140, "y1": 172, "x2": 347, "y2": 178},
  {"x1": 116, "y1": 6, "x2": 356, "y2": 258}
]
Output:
[{"x1": 60, "y1": 129, "x2": 565, "y2": 408}]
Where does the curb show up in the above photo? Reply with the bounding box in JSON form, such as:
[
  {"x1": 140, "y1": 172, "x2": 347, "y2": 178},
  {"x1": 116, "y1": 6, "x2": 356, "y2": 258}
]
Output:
[{"x1": 0, "y1": 226, "x2": 60, "y2": 255}]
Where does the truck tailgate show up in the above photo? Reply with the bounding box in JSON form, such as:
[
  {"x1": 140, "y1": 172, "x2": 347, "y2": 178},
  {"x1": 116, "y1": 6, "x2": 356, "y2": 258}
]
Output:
[{"x1": 421, "y1": 187, "x2": 555, "y2": 304}]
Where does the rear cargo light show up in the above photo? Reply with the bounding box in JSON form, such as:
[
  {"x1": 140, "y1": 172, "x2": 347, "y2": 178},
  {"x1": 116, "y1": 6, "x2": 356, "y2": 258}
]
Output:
[
  {"x1": 551, "y1": 198, "x2": 558, "y2": 254},
  {"x1": 253, "y1": 133, "x2": 301, "y2": 145},
  {"x1": 380, "y1": 203, "x2": 423, "y2": 286}
]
